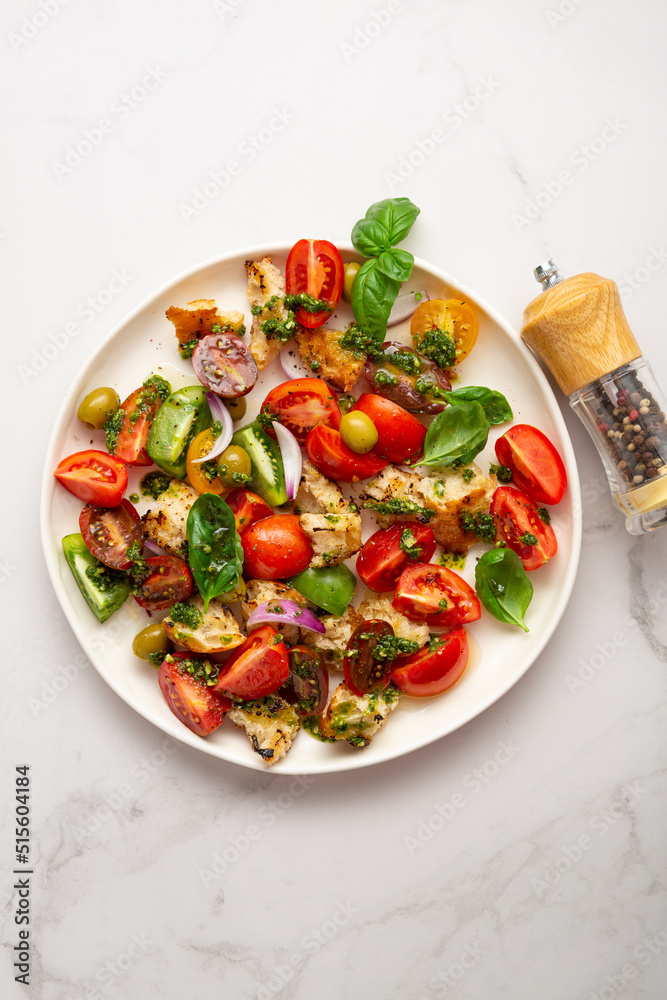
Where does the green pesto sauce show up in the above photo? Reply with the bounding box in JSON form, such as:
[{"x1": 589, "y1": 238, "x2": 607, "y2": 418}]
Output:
[
  {"x1": 168, "y1": 602, "x2": 204, "y2": 629},
  {"x1": 140, "y1": 471, "x2": 172, "y2": 500},
  {"x1": 438, "y1": 551, "x2": 466, "y2": 570}
]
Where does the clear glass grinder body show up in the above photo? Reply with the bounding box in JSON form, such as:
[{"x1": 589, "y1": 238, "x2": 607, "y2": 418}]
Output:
[{"x1": 521, "y1": 262, "x2": 667, "y2": 535}]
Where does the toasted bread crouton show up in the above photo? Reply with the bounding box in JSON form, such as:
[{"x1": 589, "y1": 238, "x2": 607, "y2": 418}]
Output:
[
  {"x1": 166, "y1": 299, "x2": 245, "y2": 348},
  {"x1": 227, "y1": 696, "x2": 300, "y2": 766},
  {"x1": 245, "y1": 258, "x2": 297, "y2": 370},
  {"x1": 293, "y1": 460, "x2": 362, "y2": 568},
  {"x1": 360, "y1": 463, "x2": 496, "y2": 553},
  {"x1": 241, "y1": 580, "x2": 313, "y2": 644},
  {"x1": 303, "y1": 604, "x2": 364, "y2": 669},
  {"x1": 142, "y1": 480, "x2": 198, "y2": 558},
  {"x1": 162, "y1": 594, "x2": 245, "y2": 653},
  {"x1": 295, "y1": 327, "x2": 365, "y2": 392},
  {"x1": 319, "y1": 682, "x2": 399, "y2": 748},
  {"x1": 358, "y1": 595, "x2": 430, "y2": 647}
]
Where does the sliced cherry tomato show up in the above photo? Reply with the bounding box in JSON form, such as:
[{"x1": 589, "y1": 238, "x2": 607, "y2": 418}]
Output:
[
  {"x1": 344, "y1": 620, "x2": 394, "y2": 696},
  {"x1": 54, "y1": 450, "x2": 128, "y2": 507},
  {"x1": 495, "y1": 424, "x2": 567, "y2": 505},
  {"x1": 280, "y1": 646, "x2": 329, "y2": 717},
  {"x1": 357, "y1": 523, "x2": 436, "y2": 593},
  {"x1": 133, "y1": 556, "x2": 193, "y2": 611},
  {"x1": 186, "y1": 429, "x2": 226, "y2": 495},
  {"x1": 410, "y1": 298, "x2": 479, "y2": 367},
  {"x1": 111, "y1": 382, "x2": 166, "y2": 466},
  {"x1": 158, "y1": 653, "x2": 231, "y2": 736},
  {"x1": 352, "y1": 393, "x2": 426, "y2": 464},
  {"x1": 192, "y1": 330, "x2": 257, "y2": 397},
  {"x1": 393, "y1": 563, "x2": 481, "y2": 627},
  {"x1": 286, "y1": 239, "x2": 344, "y2": 328},
  {"x1": 364, "y1": 341, "x2": 452, "y2": 414},
  {"x1": 79, "y1": 498, "x2": 142, "y2": 569},
  {"x1": 214, "y1": 625, "x2": 288, "y2": 699},
  {"x1": 225, "y1": 488, "x2": 274, "y2": 534},
  {"x1": 305, "y1": 424, "x2": 388, "y2": 482},
  {"x1": 491, "y1": 486, "x2": 557, "y2": 571},
  {"x1": 391, "y1": 627, "x2": 469, "y2": 697},
  {"x1": 241, "y1": 514, "x2": 313, "y2": 580},
  {"x1": 260, "y1": 378, "x2": 341, "y2": 444}
]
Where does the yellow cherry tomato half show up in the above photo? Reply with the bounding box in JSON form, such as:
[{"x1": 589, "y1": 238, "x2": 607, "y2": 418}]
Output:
[
  {"x1": 186, "y1": 430, "x2": 226, "y2": 495},
  {"x1": 410, "y1": 298, "x2": 479, "y2": 367}
]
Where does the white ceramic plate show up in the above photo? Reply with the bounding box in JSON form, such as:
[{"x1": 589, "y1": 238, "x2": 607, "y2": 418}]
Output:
[{"x1": 41, "y1": 244, "x2": 581, "y2": 774}]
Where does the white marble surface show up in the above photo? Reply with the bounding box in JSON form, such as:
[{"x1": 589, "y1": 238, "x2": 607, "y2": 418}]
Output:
[{"x1": 2, "y1": 0, "x2": 667, "y2": 997}]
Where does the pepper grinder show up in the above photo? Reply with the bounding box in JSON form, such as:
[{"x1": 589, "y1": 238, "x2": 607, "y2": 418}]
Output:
[{"x1": 521, "y1": 261, "x2": 667, "y2": 535}]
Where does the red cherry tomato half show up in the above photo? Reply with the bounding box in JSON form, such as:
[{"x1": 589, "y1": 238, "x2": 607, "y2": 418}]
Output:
[
  {"x1": 357, "y1": 523, "x2": 436, "y2": 593},
  {"x1": 133, "y1": 556, "x2": 193, "y2": 611},
  {"x1": 390, "y1": 627, "x2": 469, "y2": 697},
  {"x1": 286, "y1": 239, "x2": 344, "y2": 328},
  {"x1": 225, "y1": 488, "x2": 274, "y2": 534},
  {"x1": 79, "y1": 498, "x2": 142, "y2": 569},
  {"x1": 392, "y1": 563, "x2": 481, "y2": 627},
  {"x1": 495, "y1": 424, "x2": 567, "y2": 505},
  {"x1": 54, "y1": 450, "x2": 128, "y2": 507},
  {"x1": 280, "y1": 646, "x2": 329, "y2": 717},
  {"x1": 214, "y1": 625, "x2": 289, "y2": 700},
  {"x1": 192, "y1": 329, "x2": 258, "y2": 397},
  {"x1": 491, "y1": 486, "x2": 557, "y2": 571},
  {"x1": 241, "y1": 514, "x2": 313, "y2": 579},
  {"x1": 111, "y1": 386, "x2": 163, "y2": 466},
  {"x1": 158, "y1": 653, "x2": 231, "y2": 736},
  {"x1": 305, "y1": 424, "x2": 388, "y2": 482},
  {"x1": 260, "y1": 378, "x2": 342, "y2": 444},
  {"x1": 352, "y1": 393, "x2": 426, "y2": 464},
  {"x1": 344, "y1": 620, "x2": 394, "y2": 697}
]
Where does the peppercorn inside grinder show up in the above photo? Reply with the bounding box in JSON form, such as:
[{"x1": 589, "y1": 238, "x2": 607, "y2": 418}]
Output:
[{"x1": 521, "y1": 262, "x2": 667, "y2": 535}]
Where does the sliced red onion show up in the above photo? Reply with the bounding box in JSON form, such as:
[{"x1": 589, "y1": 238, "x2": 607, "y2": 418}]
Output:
[
  {"x1": 247, "y1": 599, "x2": 325, "y2": 634},
  {"x1": 387, "y1": 290, "x2": 429, "y2": 327},
  {"x1": 272, "y1": 420, "x2": 302, "y2": 501},
  {"x1": 280, "y1": 342, "x2": 313, "y2": 381},
  {"x1": 143, "y1": 539, "x2": 165, "y2": 556},
  {"x1": 193, "y1": 392, "x2": 233, "y2": 463}
]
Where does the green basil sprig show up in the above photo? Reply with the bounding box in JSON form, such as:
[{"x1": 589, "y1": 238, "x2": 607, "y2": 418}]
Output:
[
  {"x1": 420, "y1": 399, "x2": 489, "y2": 467},
  {"x1": 444, "y1": 386, "x2": 513, "y2": 425},
  {"x1": 475, "y1": 548, "x2": 533, "y2": 632},
  {"x1": 186, "y1": 493, "x2": 243, "y2": 612},
  {"x1": 350, "y1": 197, "x2": 420, "y2": 350}
]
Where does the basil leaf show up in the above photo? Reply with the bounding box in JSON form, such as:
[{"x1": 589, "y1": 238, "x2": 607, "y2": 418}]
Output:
[
  {"x1": 420, "y1": 399, "x2": 489, "y2": 467},
  {"x1": 375, "y1": 248, "x2": 415, "y2": 283},
  {"x1": 444, "y1": 386, "x2": 513, "y2": 425},
  {"x1": 365, "y1": 197, "x2": 421, "y2": 244},
  {"x1": 350, "y1": 258, "x2": 401, "y2": 351},
  {"x1": 351, "y1": 218, "x2": 393, "y2": 257},
  {"x1": 187, "y1": 493, "x2": 243, "y2": 612},
  {"x1": 475, "y1": 548, "x2": 533, "y2": 632}
]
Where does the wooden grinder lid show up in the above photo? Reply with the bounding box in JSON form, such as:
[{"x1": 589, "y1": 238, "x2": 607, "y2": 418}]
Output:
[{"x1": 520, "y1": 265, "x2": 642, "y2": 396}]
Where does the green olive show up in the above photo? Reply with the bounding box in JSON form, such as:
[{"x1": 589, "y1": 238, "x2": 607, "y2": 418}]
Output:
[
  {"x1": 340, "y1": 411, "x2": 378, "y2": 454},
  {"x1": 217, "y1": 445, "x2": 252, "y2": 487},
  {"x1": 337, "y1": 393, "x2": 356, "y2": 415},
  {"x1": 342, "y1": 262, "x2": 361, "y2": 302},
  {"x1": 132, "y1": 624, "x2": 171, "y2": 663},
  {"x1": 218, "y1": 578, "x2": 247, "y2": 603},
  {"x1": 224, "y1": 396, "x2": 247, "y2": 422},
  {"x1": 77, "y1": 387, "x2": 120, "y2": 430}
]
